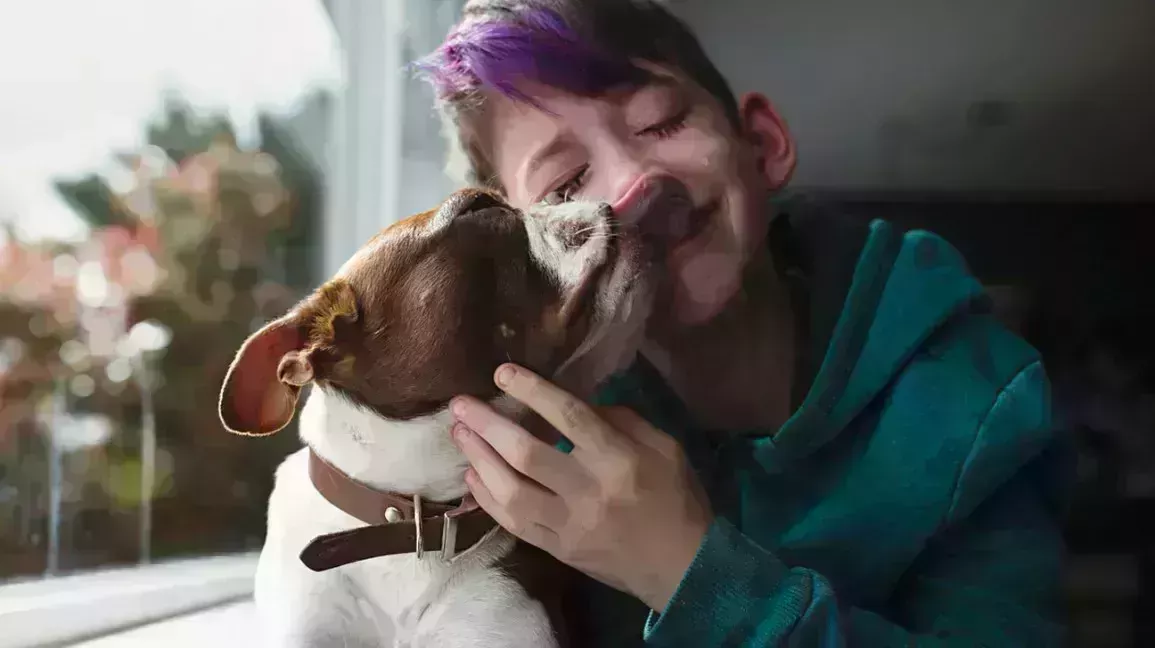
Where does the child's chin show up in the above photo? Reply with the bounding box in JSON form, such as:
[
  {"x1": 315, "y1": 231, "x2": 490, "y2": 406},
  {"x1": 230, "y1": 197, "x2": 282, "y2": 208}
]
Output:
[{"x1": 670, "y1": 257, "x2": 744, "y2": 327}]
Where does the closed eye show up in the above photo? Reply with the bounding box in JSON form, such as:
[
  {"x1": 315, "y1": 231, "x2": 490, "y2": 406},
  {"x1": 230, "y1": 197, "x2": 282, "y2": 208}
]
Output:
[
  {"x1": 538, "y1": 108, "x2": 689, "y2": 206},
  {"x1": 543, "y1": 165, "x2": 589, "y2": 205},
  {"x1": 637, "y1": 107, "x2": 690, "y2": 139}
]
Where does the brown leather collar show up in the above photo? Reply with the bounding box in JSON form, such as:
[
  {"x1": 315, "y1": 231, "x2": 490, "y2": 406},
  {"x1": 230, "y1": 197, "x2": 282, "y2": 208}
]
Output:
[{"x1": 299, "y1": 449, "x2": 499, "y2": 572}]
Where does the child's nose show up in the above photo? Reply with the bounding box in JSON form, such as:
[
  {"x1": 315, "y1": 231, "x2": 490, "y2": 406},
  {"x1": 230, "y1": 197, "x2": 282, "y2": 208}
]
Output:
[
  {"x1": 610, "y1": 174, "x2": 693, "y2": 236},
  {"x1": 611, "y1": 175, "x2": 657, "y2": 225}
]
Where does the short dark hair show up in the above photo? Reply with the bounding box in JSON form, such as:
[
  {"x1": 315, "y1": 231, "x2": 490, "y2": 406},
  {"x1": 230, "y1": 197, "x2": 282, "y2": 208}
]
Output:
[{"x1": 415, "y1": 0, "x2": 739, "y2": 189}]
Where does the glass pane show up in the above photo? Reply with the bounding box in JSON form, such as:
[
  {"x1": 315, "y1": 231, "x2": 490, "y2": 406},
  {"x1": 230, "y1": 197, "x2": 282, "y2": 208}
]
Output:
[{"x1": 0, "y1": 0, "x2": 342, "y2": 581}]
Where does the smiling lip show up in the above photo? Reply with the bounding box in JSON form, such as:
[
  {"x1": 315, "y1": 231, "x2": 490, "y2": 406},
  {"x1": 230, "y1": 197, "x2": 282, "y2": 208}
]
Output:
[{"x1": 669, "y1": 199, "x2": 717, "y2": 252}]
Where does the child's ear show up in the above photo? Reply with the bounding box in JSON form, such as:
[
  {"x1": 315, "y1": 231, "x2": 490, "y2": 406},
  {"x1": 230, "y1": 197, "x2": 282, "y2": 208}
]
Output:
[
  {"x1": 218, "y1": 279, "x2": 359, "y2": 436},
  {"x1": 737, "y1": 92, "x2": 797, "y2": 191}
]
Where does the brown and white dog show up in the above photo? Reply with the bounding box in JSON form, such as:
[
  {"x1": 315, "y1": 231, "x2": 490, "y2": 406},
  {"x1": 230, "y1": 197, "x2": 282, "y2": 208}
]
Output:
[{"x1": 218, "y1": 189, "x2": 656, "y2": 647}]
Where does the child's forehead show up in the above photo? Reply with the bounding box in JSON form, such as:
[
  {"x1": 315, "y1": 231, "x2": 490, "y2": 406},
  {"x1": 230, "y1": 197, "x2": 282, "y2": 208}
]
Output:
[{"x1": 486, "y1": 68, "x2": 694, "y2": 119}]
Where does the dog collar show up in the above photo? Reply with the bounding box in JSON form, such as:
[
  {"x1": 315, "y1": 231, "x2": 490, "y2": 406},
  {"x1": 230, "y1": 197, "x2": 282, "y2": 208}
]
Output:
[{"x1": 299, "y1": 449, "x2": 499, "y2": 571}]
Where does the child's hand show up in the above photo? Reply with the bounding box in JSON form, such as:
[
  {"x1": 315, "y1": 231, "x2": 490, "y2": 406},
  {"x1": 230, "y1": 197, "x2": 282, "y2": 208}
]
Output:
[{"x1": 450, "y1": 363, "x2": 714, "y2": 612}]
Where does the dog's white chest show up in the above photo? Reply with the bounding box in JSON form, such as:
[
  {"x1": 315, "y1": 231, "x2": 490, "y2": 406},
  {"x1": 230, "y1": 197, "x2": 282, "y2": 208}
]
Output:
[
  {"x1": 339, "y1": 553, "x2": 479, "y2": 643},
  {"x1": 255, "y1": 444, "x2": 556, "y2": 647}
]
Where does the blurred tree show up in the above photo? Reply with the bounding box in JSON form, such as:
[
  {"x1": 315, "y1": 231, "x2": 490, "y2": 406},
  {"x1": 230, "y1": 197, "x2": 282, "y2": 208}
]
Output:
[
  {"x1": 0, "y1": 91, "x2": 326, "y2": 579},
  {"x1": 54, "y1": 177, "x2": 131, "y2": 231},
  {"x1": 146, "y1": 93, "x2": 237, "y2": 166}
]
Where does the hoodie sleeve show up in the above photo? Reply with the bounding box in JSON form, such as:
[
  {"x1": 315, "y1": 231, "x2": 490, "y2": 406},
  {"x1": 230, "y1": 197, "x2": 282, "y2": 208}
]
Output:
[{"x1": 642, "y1": 361, "x2": 1069, "y2": 647}]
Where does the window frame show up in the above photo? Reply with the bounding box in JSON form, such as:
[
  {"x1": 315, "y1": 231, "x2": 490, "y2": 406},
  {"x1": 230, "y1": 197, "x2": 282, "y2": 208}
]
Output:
[{"x1": 0, "y1": 1, "x2": 465, "y2": 642}]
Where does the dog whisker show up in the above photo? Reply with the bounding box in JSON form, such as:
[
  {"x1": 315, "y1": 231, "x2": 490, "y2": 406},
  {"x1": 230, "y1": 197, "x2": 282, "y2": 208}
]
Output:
[{"x1": 582, "y1": 233, "x2": 622, "y2": 244}]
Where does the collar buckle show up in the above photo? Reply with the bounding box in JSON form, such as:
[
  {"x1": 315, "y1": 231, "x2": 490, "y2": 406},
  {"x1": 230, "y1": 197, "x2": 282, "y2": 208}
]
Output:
[
  {"x1": 413, "y1": 494, "x2": 425, "y2": 559},
  {"x1": 412, "y1": 493, "x2": 461, "y2": 561},
  {"x1": 441, "y1": 511, "x2": 459, "y2": 561}
]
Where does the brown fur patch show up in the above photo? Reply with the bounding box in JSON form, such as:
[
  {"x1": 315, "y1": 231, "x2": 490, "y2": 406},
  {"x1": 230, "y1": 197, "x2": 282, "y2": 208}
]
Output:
[
  {"x1": 219, "y1": 187, "x2": 595, "y2": 428},
  {"x1": 307, "y1": 279, "x2": 359, "y2": 347}
]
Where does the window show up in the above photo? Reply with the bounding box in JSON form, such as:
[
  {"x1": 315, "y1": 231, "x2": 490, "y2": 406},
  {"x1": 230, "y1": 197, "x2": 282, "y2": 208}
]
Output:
[{"x1": 0, "y1": 0, "x2": 464, "y2": 642}]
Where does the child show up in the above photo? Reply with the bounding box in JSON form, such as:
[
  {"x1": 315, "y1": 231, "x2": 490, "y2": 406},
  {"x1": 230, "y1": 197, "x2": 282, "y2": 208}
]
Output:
[{"x1": 419, "y1": 1, "x2": 1069, "y2": 645}]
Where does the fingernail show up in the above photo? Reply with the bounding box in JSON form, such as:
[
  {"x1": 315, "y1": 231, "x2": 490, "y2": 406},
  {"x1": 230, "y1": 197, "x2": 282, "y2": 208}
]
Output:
[
  {"x1": 495, "y1": 365, "x2": 515, "y2": 387},
  {"x1": 451, "y1": 398, "x2": 466, "y2": 418},
  {"x1": 452, "y1": 423, "x2": 469, "y2": 443},
  {"x1": 464, "y1": 467, "x2": 477, "y2": 485}
]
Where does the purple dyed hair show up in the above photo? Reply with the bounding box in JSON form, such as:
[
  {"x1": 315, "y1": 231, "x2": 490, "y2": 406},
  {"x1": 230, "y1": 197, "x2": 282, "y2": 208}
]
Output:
[
  {"x1": 414, "y1": 7, "x2": 650, "y2": 106},
  {"x1": 413, "y1": 1, "x2": 740, "y2": 188}
]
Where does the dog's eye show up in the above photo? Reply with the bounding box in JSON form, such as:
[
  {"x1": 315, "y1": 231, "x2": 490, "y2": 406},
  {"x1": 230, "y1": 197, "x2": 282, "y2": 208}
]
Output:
[{"x1": 543, "y1": 165, "x2": 589, "y2": 205}]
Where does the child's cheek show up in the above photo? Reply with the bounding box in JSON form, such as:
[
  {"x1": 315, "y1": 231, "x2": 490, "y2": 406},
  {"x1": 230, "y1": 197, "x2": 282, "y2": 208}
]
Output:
[{"x1": 661, "y1": 130, "x2": 730, "y2": 177}]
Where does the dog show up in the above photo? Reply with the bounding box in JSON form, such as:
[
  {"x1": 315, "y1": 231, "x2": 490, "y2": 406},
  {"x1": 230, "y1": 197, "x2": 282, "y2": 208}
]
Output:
[{"x1": 217, "y1": 188, "x2": 657, "y2": 647}]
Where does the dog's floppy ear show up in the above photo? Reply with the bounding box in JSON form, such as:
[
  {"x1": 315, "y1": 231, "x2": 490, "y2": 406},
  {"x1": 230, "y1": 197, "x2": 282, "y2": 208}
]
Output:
[{"x1": 218, "y1": 279, "x2": 359, "y2": 436}]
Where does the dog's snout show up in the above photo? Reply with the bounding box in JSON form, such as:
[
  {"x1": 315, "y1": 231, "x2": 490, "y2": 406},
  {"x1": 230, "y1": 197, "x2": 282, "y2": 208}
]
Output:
[
  {"x1": 526, "y1": 201, "x2": 613, "y2": 256},
  {"x1": 553, "y1": 220, "x2": 595, "y2": 250}
]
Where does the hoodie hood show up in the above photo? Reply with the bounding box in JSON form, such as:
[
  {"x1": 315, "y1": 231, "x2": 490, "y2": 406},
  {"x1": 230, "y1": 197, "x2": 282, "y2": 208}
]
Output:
[
  {"x1": 764, "y1": 211, "x2": 988, "y2": 466},
  {"x1": 589, "y1": 203, "x2": 989, "y2": 470}
]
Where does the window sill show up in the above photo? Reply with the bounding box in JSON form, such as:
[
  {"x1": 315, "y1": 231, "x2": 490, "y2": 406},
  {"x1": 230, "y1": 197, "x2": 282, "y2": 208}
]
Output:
[
  {"x1": 72, "y1": 598, "x2": 261, "y2": 648},
  {"x1": 0, "y1": 552, "x2": 259, "y2": 648}
]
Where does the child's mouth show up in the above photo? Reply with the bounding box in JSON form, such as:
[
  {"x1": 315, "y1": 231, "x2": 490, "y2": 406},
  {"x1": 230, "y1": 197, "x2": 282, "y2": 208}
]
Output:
[
  {"x1": 658, "y1": 198, "x2": 718, "y2": 260},
  {"x1": 675, "y1": 199, "x2": 717, "y2": 246},
  {"x1": 609, "y1": 176, "x2": 716, "y2": 260}
]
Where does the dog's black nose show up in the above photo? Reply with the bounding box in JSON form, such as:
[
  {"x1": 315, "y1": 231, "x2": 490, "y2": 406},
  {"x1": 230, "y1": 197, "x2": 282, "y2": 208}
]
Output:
[
  {"x1": 446, "y1": 189, "x2": 506, "y2": 220},
  {"x1": 432, "y1": 189, "x2": 509, "y2": 229}
]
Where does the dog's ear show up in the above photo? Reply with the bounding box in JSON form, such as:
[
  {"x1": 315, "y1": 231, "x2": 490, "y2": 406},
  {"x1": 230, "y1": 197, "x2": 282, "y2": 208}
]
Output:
[
  {"x1": 218, "y1": 315, "x2": 309, "y2": 436},
  {"x1": 218, "y1": 279, "x2": 359, "y2": 436}
]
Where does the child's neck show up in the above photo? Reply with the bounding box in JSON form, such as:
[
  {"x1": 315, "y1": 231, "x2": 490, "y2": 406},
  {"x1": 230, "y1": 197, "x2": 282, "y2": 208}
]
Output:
[{"x1": 643, "y1": 248, "x2": 797, "y2": 433}]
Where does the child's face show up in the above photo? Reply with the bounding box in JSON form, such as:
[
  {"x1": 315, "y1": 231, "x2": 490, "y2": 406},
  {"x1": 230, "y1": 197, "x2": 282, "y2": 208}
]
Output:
[{"x1": 477, "y1": 66, "x2": 796, "y2": 328}]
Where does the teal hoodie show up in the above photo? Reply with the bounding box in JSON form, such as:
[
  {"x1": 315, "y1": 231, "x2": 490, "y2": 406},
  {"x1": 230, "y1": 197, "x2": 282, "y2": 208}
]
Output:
[{"x1": 567, "y1": 206, "x2": 1070, "y2": 646}]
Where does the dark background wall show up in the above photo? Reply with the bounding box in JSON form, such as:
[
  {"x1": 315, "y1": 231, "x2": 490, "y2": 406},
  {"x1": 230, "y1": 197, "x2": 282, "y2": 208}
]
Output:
[
  {"x1": 668, "y1": 0, "x2": 1155, "y2": 198},
  {"x1": 662, "y1": 1, "x2": 1154, "y2": 644}
]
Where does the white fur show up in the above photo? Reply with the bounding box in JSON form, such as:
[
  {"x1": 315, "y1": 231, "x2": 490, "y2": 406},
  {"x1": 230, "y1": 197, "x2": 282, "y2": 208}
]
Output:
[
  {"x1": 300, "y1": 391, "x2": 468, "y2": 502},
  {"x1": 524, "y1": 200, "x2": 611, "y2": 291},
  {"x1": 254, "y1": 200, "x2": 654, "y2": 646},
  {"x1": 524, "y1": 200, "x2": 657, "y2": 396},
  {"x1": 256, "y1": 389, "x2": 556, "y2": 648}
]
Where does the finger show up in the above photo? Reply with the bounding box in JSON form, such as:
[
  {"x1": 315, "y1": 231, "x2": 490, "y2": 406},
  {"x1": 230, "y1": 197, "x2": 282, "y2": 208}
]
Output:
[
  {"x1": 597, "y1": 406, "x2": 678, "y2": 457},
  {"x1": 465, "y1": 468, "x2": 559, "y2": 553},
  {"x1": 453, "y1": 423, "x2": 568, "y2": 529},
  {"x1": 451, "y1": 396, "x2": 584, "y2": 494},
  {"x1": 492, "y1": 364, "x2": 614, "y2": 450},
  {"x1": 596, "y1": 406, "x2": 647, "y2": 433}
]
